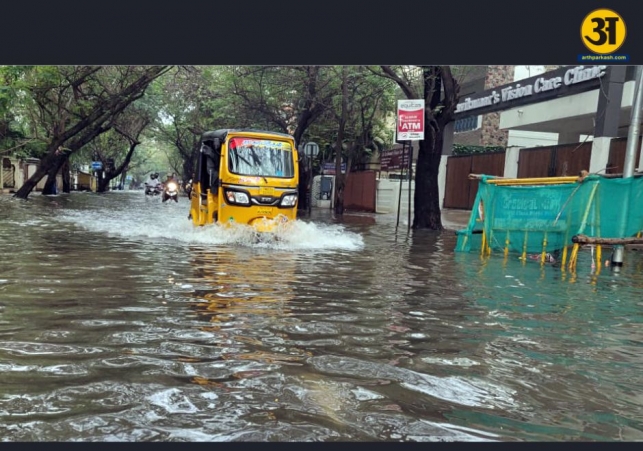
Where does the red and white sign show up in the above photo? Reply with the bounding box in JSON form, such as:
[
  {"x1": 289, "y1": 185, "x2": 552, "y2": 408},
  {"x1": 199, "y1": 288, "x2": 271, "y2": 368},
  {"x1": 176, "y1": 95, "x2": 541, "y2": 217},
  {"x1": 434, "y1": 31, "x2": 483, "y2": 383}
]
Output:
[{"x1": 396, "y1": 99, "x2": 425, "y2": 141}]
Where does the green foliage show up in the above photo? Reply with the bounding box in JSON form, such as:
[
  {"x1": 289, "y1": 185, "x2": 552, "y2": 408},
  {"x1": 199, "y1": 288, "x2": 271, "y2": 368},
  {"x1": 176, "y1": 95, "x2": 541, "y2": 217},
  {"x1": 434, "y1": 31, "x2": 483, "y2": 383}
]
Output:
[
  {"x1": 1, "y1": 65, "x2": 403, "y2": 183},
  {"x1": 452, "y1": 143, "x2": 505, "y2": 156},
  {"x1": 304, "y1": 66, "x2": 397, "y2": 169},
  {"x1": 2, "y1": 66, "x2": 169, "y2": 165}
]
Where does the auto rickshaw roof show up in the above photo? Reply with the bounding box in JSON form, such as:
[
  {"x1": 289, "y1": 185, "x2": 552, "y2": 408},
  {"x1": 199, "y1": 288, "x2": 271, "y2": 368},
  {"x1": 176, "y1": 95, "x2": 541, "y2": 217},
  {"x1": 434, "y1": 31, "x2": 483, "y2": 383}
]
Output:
[{"x1": 201, "y1": 129, "x2": 295, "y2": 142}]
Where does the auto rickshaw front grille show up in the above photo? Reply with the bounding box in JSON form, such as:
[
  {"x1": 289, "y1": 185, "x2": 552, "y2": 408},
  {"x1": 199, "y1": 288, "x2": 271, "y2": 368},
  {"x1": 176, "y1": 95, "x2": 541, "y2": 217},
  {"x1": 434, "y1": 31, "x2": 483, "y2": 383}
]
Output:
[{"x1": 251, "y1": 196, "x2": 280, "y2": 205}]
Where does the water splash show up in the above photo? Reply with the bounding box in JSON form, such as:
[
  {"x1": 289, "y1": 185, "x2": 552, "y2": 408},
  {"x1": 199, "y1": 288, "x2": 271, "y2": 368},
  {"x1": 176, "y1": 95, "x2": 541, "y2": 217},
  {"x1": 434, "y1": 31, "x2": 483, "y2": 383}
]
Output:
[{"x1": 53, "y1": 193, "x2": 363, "y2": 251}]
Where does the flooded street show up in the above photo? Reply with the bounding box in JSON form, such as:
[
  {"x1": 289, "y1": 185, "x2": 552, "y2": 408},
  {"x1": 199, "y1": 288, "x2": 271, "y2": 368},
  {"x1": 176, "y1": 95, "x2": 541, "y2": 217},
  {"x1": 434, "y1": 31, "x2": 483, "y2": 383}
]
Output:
[{"x1": 1, "y1": 191, "x2": 643, "y2": 441}]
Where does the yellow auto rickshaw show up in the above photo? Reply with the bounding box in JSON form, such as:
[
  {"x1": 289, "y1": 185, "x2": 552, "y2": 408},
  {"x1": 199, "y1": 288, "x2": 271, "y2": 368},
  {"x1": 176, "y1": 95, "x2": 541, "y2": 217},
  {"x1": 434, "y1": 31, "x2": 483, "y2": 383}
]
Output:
[{"x1": 189, "y1": 129, "x2": 299, "y2": 233}]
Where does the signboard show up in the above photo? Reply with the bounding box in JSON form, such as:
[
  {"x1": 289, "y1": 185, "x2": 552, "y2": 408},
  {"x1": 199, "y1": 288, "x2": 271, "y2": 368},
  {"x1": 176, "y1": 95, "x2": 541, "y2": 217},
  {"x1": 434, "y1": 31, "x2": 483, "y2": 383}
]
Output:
[
  {"x1": 91, "y1": 161, "x2": 103, "y2": 170},
  {"x1": 454, "y1": 65, "x2": 612, "y2": 118},
  {"x1": 322, "y1": 162, "x2": 346, "y2": 175},
  {"x1": 397, "y1": 99, "x2": 425, "y2": 141},
  {"x1": 380, "y1": 147, "x2": 411, "y2": 171},
  {"x1": 303, "y1": 142, "x2": 320, "y2": 158}
]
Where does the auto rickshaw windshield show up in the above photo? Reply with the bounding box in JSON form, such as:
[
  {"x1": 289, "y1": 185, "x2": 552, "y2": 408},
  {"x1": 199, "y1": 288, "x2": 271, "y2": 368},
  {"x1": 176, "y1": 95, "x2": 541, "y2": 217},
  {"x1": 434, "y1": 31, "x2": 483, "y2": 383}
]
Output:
[{"x1": 228, "y1": 137, "x2": 295, "y2": 178}]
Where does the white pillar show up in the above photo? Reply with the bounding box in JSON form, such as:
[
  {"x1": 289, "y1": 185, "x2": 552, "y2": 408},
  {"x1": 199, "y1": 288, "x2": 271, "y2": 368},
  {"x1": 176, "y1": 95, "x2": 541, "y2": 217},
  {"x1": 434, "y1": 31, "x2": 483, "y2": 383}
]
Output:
[
  {"x1": 442, "y1": 121, "x2": 454, "y2": 155},
  {"x1": 638, "y1": 139, "x2": 643, "y2": 173},
  {"x1": 503, "y1": 146, "x2": 522, "y2": 178},
  {"x1": 0, "y1": 158, "x2": 4, "y2": 192},
  {"x1": 438, "y1": 155, "x2": 448, "y2": 209},
  {"x1": 589, "y1": 137, "x2": 613, "y2": 174}
]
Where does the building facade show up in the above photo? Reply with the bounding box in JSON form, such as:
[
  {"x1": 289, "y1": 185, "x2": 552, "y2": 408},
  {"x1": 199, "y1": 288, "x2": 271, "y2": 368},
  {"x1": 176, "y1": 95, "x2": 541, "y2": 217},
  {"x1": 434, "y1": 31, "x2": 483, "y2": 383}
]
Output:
[{"x1": 453, "y1": 65, "x2": 569, "y2": 149}]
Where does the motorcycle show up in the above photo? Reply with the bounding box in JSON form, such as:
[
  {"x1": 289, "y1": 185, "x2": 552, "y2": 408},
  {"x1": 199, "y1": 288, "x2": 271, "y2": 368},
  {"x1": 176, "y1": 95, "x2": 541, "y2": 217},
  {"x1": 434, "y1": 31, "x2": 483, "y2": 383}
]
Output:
[
  {"x1": 145, "y1": 183, "x2": 162, "y2": 196},
  {"x1": 162, "y1": 180, "x2": 179, "y2": 203}
]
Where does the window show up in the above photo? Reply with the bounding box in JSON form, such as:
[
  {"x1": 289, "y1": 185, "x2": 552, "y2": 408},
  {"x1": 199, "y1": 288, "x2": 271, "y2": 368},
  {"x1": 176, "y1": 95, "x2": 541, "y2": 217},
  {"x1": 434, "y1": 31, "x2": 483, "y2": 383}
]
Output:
[
  {"x1": 227, "y1": 137, "x2": 295, "y2": 178},
  {"x1": 454, "y1": 115, "x2": 482, "y2": 133}
]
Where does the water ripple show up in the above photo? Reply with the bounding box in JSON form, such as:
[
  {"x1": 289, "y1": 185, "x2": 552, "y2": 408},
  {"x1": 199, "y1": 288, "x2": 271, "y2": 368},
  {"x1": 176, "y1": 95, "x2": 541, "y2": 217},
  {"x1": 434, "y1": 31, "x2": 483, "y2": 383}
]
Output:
[{"x1": 1, "y1": 193, "x2": 643, "y2": 440}]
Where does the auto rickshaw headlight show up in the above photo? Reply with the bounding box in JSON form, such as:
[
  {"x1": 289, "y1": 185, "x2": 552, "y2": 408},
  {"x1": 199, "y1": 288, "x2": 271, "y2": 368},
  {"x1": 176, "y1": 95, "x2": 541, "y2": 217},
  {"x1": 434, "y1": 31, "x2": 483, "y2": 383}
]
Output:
[
  {"x1": 225, "y1": 190, "x2": 250, "y2": 205},
  {"x1": 280, "y1": 194, "x2": 297, "y2": 207}
]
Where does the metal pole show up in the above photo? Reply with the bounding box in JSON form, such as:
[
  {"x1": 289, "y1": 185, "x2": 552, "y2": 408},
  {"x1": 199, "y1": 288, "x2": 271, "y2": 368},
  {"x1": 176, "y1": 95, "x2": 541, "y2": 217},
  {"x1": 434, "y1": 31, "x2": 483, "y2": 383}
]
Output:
[
  {"x1": 395, "y1": 142, "x2": 405, "y2": 229},
  {"x1": 308, "y1": 154, "x2": 312, "y2": 217},
  {"x1": 612, "y1": 65, "x2": 643, "y2": 267},
  {"x1": 623, "y1": 65, "x2": 643, "y2": 178},
  {"x1": 407, "y1": 141, "x2": 412, "y2": 232}
]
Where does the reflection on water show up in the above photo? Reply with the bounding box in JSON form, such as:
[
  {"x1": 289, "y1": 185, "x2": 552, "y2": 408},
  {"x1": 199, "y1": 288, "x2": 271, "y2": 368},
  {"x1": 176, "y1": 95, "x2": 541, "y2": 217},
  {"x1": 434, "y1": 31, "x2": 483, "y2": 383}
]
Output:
[{"x1": 0, "y1": 192, "x2": 642, "y2": 441}]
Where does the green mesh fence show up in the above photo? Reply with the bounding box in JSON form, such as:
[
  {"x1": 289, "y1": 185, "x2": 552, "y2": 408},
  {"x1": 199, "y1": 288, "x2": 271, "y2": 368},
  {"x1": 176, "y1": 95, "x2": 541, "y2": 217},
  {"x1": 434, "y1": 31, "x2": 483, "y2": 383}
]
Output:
[{"x1": 455, "y1": 175, "x2": 643, "y2": 254}]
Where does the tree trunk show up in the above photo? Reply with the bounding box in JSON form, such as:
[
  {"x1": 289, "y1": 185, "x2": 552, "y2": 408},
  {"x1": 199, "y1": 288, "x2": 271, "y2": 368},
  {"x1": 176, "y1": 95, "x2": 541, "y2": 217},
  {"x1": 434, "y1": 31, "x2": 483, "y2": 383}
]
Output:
[
  {"x1": 378, "y1": 65, "x2": 459, "y2": 230},
  {"x1": 298, "y1": 159, "x2": 309, "y2": 212},
  {"x1": 62, "y1": 159, "x2": 71, "y2": 193},
  {"x1": 42, "y1": 169, "x2": 59, "y2": 195},
  {"x1": 119, "y1": 170, "x2": 127, "y2": 190},
  {"x1": 96, "y1": 140, "x2": 140, "y2": 193},
  {"x1": 42, "y1": 154, "x2": 67, "y2": 195},
  {"x1": 334, "y1": 66, "x2": 349, "y2": 216},
  {"x1": 182, "y1": 155, "x2": 195, "y2": 185},
  {"x1": 413, "y1": 137, "x2": 443, "y2": 230},
  {"x1": 14, "y1": 141, "x2": 64, "y2": 198},
  {"x1": 572, "y1": 235, "x2": 643, "y2": 245},
  {"x1": 97, "y1": 172, "x2": 110, "y2": 193}
]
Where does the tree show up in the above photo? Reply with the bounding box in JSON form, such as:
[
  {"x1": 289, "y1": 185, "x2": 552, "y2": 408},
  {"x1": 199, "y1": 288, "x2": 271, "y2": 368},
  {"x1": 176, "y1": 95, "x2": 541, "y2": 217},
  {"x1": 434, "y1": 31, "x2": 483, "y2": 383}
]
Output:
[
  {"x1": 375, "y1": 66, "x2": 460, "y2": 230},
  {"x1": 89, "y1": 105, "x2": 152, "y2": 192},
  {"x1": 12, "y1": 65, "x2": 172, "y2": 199},
  {"x1": 330, "y1": 67, "x2": 394, "y2": 215},
  {"x1": 333, "y1": 66, "x2": 349, "y2": 215},
  {"x1": 151, "y1": 67, "x2": 207, "y2": 183}
]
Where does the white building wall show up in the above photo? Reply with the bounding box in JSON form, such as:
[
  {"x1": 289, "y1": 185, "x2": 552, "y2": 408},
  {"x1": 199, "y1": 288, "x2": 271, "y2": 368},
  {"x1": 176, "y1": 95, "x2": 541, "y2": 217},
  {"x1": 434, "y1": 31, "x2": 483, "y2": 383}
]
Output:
[
  {"x1": 507, "y1": 66, "x2": 557, "y2": 147},
  {"x1": 375, "y1": 178, "x2": 415, "y2": 219},
  {"x1": 500, "y1": 80, "x2": 636, "y2": 132}
]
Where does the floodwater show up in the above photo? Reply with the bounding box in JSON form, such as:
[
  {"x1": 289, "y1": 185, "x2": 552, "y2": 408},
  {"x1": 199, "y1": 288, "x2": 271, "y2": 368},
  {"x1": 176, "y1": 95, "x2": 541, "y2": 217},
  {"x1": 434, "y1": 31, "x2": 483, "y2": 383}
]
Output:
[{"x1": 0, "y1": 191, "x2": 642, "y2": 442}]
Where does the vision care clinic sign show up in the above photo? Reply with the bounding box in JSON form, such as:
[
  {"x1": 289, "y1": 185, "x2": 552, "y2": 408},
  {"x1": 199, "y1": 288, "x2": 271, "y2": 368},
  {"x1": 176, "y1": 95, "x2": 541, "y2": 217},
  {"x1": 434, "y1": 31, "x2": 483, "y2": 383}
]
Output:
[
  {"x1": 455, "y1": 65, "x2": 608, "y2": 116},
  {"x1": 397, "y1": 100, "x2": 424, "y2": 140}
]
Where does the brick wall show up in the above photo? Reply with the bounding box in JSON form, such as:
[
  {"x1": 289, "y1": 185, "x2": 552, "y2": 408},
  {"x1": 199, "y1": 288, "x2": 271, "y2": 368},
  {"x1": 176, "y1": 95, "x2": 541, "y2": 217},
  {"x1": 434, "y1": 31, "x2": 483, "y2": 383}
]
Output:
[{"x1": 480, "y1": 65, "x2": 514, "y2": 147}]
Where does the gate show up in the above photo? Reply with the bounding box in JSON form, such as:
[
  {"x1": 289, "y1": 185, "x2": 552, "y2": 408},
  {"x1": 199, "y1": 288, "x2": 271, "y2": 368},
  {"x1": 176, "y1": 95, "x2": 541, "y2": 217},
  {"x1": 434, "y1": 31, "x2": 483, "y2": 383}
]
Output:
[
  {"x1": 344, "y1": 170, "x2": 377, "y2": 212},
  {"x1": 2, "y1": 158, "x2": 16, "y2": 188},
  {"x1": 443, "y1": 151, "x2": 506, "y2": 210},
  {"x1": 606, "y1": 136, "x2": 642, "y2": 174},
  {"x1": 517, "y1": 142, "x2": 592, "y2": 178}
]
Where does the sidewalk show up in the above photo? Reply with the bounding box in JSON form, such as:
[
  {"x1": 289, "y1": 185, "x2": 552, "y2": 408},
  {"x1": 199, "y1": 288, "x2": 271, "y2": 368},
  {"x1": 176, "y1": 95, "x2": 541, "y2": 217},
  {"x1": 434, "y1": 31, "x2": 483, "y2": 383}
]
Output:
[
  {"x1": 441, "y1": 208, "x2": 472, "y2": 230},
  {"x1": 309, "y1": 205, "x2": 472, "y2": 230}
]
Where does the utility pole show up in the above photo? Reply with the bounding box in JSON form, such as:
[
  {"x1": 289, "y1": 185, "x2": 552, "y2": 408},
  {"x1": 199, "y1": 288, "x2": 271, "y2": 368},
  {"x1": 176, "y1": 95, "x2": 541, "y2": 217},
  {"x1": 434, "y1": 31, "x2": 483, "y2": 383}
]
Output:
[{"x1": 612, "y1": 65, "x2": 643, "y2": 267}]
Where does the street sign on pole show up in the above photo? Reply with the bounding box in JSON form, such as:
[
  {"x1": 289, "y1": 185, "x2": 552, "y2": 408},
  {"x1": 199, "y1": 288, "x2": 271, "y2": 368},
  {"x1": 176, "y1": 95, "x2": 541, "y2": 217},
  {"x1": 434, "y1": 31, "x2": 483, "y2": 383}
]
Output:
[
  {"x1": 303, "y1": 142, "x2": 319, "y2": 216},
  {"x1": 396, "y1": 99, "x2": 425, "y2": 141},
  {"x1": 380, "y1": 148, "x2": 411, "y2": 171},
  {"x1": 304, "y1": 142, "x2": 320, "y2": 159}
]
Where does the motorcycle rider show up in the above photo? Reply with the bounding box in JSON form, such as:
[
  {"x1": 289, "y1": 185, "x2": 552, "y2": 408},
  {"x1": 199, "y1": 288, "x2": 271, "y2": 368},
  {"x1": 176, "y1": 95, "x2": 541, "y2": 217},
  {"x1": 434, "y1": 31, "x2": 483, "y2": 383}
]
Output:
[
  {"x1": 144, "y1": 172, "x2": 161, "y2": 194},
  {"x1": 162, "y1": 173, "x2": 179, "y2": 202}
]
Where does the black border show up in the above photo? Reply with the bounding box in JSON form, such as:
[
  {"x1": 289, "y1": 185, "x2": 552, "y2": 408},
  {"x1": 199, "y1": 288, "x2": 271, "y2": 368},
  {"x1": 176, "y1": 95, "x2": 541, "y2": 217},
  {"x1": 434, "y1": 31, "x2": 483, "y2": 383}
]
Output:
[{"x1": 0, "y1": 0, "x2": 637, "y2": 64}]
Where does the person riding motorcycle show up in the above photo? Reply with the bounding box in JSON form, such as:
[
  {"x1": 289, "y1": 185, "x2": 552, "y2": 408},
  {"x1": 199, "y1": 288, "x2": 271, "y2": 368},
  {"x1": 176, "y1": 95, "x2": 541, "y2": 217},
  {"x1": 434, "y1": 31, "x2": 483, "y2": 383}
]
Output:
[
  {"x1": 144, "y1": 172, "x2": 161, "y2": 194},
  {"x1": 162, "y1": 173, "x2": 180, "y2": 203}
]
